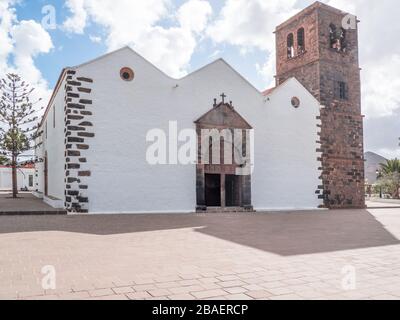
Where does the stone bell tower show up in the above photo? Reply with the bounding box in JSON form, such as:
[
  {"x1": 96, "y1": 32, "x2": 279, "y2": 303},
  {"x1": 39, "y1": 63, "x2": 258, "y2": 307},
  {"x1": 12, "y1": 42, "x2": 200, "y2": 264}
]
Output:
[{"x1": 275, "y1": 1, "x2": 365, "y2": 208}]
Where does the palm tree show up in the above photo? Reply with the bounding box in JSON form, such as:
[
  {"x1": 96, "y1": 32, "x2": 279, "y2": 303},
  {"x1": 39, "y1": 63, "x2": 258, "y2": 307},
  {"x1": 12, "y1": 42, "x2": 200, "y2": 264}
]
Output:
[
  {"x1": 377, "y1": 159, "x2": 400, "y2": 199},
  {"x1": 379, "y1": 159, "x2": 400, "y2": 175}
]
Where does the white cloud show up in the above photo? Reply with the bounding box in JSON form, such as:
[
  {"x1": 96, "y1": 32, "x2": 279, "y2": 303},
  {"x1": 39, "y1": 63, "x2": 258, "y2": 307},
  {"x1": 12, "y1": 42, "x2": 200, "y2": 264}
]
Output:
[
  {"x1": 324, "y1": 0, "x2": 358, "y2": 13},
  {"x1": 208, "y1": 0, "x2": 297, "y2": 51},
  {"x1": 131, "y1": 0, "x2": 212, "y2": 77},
  {"x1": 0, "y1": 0, "x2": 53, "y2": 119},
  {"x1": 0, "y1": 0, "x2": 17, "y2": 71},
  {"x1": 255, "y1": 54, "x2": 275, "y2": 88},
  {"x1": 178, "y1": 0, "x2": 212, "y2": 33},
  {"x1": 324, "y1": 0, "x2": 400, "y2": 119},
  {"x1": 11, "y1": 20, "x2": 53, "y2": 87},
  {"x1": 208, "y1": 49, "x2": 221, "y2": 59},
  {"x1": 207, "y1": 0, "x2": 297, "y2": 87},
  {"x1": 63, "y1": 0, "x2": 87, "y2": 34},
  {"x1": 208, "y1": 0, "x2": 400, "y2": 119},
  {"x1": 89, "y1": 35, "x2": 101, "y2": 43},
  {"x1": 62, "y1": 0, "x2": 212, "y2": 78},
  {"x1": 362, "y1": 54, "x2": 400, "y2": 118}
]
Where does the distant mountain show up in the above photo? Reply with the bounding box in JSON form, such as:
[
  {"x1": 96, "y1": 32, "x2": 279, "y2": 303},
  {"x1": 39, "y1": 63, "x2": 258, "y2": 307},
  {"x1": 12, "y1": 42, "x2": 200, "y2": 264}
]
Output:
[{"x1": 365, "y1": 151, "x2": 388, "y2": 184}]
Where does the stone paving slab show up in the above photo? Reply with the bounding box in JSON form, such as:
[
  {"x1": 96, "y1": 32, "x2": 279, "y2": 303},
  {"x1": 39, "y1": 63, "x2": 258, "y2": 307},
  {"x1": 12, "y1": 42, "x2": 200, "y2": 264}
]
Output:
[{"x1": 1, "y1": 207, "x2": 400, "y2": 300}]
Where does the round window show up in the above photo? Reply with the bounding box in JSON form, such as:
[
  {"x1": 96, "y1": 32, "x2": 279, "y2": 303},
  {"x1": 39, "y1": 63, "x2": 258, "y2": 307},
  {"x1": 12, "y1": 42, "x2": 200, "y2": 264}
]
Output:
[
  {"x1": 120, "y1": 67, "x2": 134, "y2": 81},
  {"x1": 291, "y1": 97, "x2": 300, "y2": 108}
]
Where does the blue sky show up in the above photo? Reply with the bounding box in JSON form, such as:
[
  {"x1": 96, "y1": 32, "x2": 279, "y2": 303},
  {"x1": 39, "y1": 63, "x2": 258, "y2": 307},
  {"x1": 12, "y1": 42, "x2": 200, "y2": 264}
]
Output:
[
  {"x1": 13, "y1": 0, "x2": 269, "y2": 90},
  {"x1": 1, "y1": 0, "x2": 399, "y2": 158},
  {"x1": 15, "y1": 0, "x2": 109, "y2": 87}
]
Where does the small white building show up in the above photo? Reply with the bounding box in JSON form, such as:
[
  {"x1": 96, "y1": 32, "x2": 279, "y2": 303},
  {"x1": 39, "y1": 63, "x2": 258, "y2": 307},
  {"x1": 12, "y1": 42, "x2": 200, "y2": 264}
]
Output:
[
  {"x1": 0, "y1": 165, "x2": 35, "y2": 191},
  {"x1": 35, "y1": 46, "x2": 323, "y2": 213}
]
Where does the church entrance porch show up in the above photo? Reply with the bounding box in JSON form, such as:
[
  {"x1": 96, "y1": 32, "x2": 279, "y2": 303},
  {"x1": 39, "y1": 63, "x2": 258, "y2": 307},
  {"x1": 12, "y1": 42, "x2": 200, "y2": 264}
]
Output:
[{"x1": 195, "y1": 95, "x2": 254, "y2": 213}]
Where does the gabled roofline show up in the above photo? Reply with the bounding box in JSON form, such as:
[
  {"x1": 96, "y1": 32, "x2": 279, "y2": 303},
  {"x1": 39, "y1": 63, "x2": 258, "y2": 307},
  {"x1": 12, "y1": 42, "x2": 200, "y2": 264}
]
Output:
[
  {"x1": 39, "y1": 46, "x2": 269, "y2": 127},
  {"x1": 73, "y1": 46, "x2": 134, "y2": 69},
  {"x1": 74, "y1": 46, "x2": 263, "y2": 94},
  {"x1": 264, "y1": 77, "x2": 321, "y2": 108},
  {"x1": 194, "y1": 102, "x2": 253, "y2": 129}
]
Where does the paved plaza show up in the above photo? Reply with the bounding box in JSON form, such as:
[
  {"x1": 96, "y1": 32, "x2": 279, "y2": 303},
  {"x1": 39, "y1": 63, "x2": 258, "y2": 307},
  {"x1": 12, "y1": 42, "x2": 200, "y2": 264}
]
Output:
[
  {"x1": 0, "y1": 207, "x2": 400, "y2": 300},
  {"x1": 0, "y1": 193, "x2": 66, "y2": 215}
]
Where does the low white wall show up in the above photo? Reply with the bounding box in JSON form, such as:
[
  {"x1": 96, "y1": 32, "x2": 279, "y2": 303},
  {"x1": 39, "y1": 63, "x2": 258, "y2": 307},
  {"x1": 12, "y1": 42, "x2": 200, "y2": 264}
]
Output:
[
  {"x1": 43, "y1": 195, "x2": 64, "y2": 209},
  {"x1": 0, "y1": 167, "x2": 35, "y2": 191}
]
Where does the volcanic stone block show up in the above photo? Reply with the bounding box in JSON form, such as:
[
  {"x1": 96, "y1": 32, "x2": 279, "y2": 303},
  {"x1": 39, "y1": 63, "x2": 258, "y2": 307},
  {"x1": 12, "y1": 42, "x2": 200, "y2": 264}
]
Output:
[
  {"x1": 80, "y1": 111, "x2": 92, "y2": 116},
  {"x1": 79, "y1": 99, "x2": 92, "y2": 105},
  {"x1": 68, "y1": 137, "x2": 85, "y2": 143},
  {"x1": 67, "y1": 115, "x2": 84, "y2": 120},
  {"x1": 77, "y1": 77, "x2": 93, "y2": 83},
  {"x1": 78, "y1": 197, "x2": 89, "y2": 203},
  {"x1": 67, "y1": 81, "x2": 82, "y2": 86},
  {"x1": 67, "y1": 103, "x2": 85, "y2": 110},
  {"x1": 67, "y1": 150, "x2": 81, "y2": 157},
  {"x1": 78, "y1": 87, "x2": 91, "y2": 93},
  {"x1": 78, "y1": 132, "x2": 95, "y2": 138},
  {"x1": 71, "y1": 203, "x2": 81, "y2": 209},
  {"x1": 79, "y1": 121, "x2": 93, "y2": 127},
  {"x1": 67, "y1": 126, "x2": 86, "y2": 131},
  {"x1": 77, "y1": 144, "x2": 89, "y2": 150}
]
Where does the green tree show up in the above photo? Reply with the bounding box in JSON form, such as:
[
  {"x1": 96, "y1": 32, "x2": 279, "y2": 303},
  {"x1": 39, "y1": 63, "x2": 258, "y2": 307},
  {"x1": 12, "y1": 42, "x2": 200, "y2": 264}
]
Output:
[
  {"x1": 0, "y1": 74, "x2": 42, "y2": 198},
  {"x1": 376, "y1": 159, "x2": 400, "y2": 199},
  {"x1": 379, "y1": 159, "x2": 400, "y2": 175},
  {"x1": 0, "y1": 155, "x2": 8, "y2": 165}
]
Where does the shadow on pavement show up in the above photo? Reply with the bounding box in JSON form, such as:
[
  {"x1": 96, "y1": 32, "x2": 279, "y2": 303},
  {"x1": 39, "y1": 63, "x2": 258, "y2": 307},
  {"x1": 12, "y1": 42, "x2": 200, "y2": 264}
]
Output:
[{"x1": 0, "y1": 209, "x2": 399, "y2": 256}]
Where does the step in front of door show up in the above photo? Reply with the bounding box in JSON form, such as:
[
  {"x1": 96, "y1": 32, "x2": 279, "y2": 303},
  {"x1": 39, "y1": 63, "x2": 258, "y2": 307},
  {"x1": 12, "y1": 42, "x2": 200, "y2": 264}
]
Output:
[{"x1": 197, "y1": 206, "x2": 255, "y2": 213}]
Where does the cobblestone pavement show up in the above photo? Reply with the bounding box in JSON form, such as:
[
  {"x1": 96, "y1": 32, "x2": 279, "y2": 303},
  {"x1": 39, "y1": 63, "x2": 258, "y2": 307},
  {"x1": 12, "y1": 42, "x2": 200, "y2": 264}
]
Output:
[{"x1": 1, "y1": 208, "x2": 400, "y2": 300}]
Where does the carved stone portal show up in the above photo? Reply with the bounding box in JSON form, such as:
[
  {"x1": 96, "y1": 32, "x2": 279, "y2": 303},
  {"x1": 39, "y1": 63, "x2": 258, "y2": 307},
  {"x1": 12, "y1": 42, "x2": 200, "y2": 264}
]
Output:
[{"x1": 194, "y1": 97, "x2": 253, "y2": 212}]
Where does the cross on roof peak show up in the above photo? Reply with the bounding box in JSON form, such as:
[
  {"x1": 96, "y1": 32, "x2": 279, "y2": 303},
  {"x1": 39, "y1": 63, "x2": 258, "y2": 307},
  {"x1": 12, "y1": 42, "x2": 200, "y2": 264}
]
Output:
[{"x1": 220, "y1": 93, "x2": 227, "y2": 103}]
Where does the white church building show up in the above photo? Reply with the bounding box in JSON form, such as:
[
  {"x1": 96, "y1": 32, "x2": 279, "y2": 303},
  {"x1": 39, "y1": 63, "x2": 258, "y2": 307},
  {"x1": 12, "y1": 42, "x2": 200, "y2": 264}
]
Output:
[{"x1": 34, "y1": 46, "x2": 323, "y2": 214}]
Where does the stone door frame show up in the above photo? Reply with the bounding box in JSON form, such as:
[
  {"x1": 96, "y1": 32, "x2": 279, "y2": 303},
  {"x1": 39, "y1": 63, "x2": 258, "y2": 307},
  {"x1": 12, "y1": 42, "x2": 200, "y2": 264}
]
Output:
[{"x1": 194, "y1": 101, "x2": 253, "y2": 212}]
